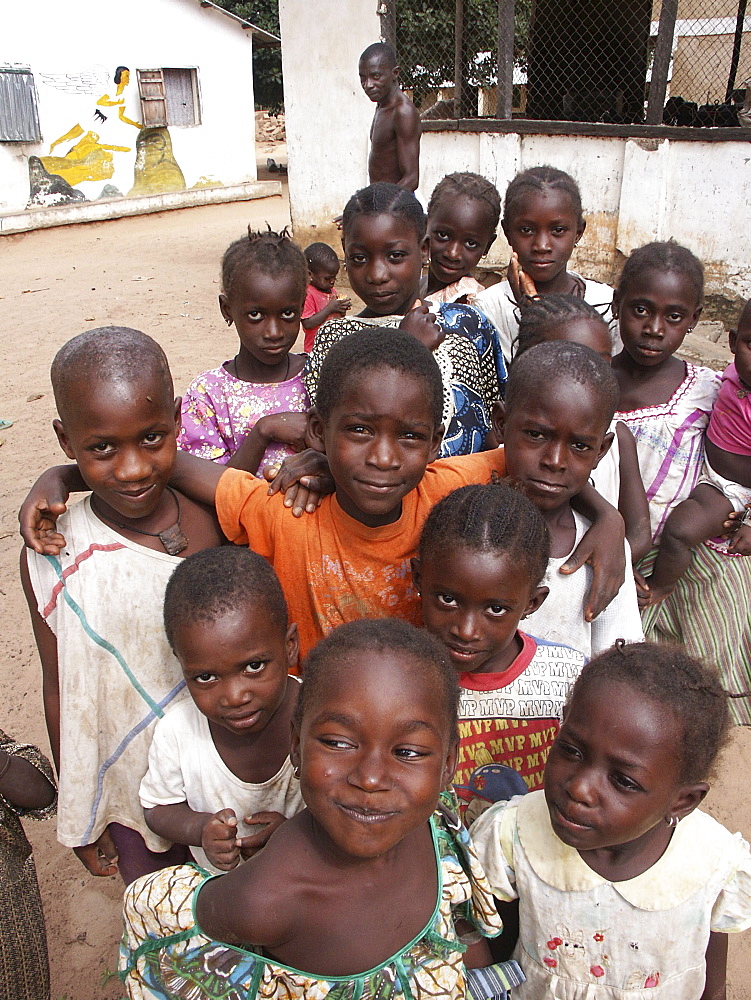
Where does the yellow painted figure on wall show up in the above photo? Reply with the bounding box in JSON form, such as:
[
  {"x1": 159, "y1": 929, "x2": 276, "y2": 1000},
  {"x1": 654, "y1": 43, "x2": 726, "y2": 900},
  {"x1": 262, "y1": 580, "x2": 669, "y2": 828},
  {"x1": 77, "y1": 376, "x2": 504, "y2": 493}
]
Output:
[
  {"x1": 42, "y1": 66, "x2": 141, "y2": 185},
  {"x1": 128, "y1": 127, "x2": 186, "y2": 196}
]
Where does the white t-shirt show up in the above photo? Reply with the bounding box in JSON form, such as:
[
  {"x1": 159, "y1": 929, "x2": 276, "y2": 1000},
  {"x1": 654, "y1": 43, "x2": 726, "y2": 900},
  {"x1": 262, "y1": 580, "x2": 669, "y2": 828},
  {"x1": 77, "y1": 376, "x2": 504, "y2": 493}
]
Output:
[
  {"x1": 140, "y1": 695, "x2": 304, "y2": 872},
  {"x1": 590, "y1": 418, "x2": 621, "y2": 508},
  {"x1": 473, "y1": 275, "x2": 619, "y2": 364},
  {"x1": 524, "y1": 511, "x2": 643, "y2": 657}
]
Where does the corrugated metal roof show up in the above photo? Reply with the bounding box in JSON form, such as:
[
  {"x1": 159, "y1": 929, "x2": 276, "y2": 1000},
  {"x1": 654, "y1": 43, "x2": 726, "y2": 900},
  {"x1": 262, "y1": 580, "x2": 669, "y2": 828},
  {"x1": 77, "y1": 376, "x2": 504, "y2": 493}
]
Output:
[{"x1": 195, "y1": 0, "x2": 281, "y2": 46}]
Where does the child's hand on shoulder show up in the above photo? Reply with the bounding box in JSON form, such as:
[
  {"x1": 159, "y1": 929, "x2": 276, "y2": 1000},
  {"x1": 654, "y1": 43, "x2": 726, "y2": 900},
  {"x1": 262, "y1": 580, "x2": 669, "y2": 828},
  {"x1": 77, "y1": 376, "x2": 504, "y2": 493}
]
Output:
[
  {"x1": 399, "y1": 303, "x2": 445, "y2": 352},
  {"x1": 19, "y1": 467, "x2": 76, "y2": 554},
  {"x1": 263, "y1": 449, "x2": 334, "y2": 517},
  {"x1": 237, "y1": 811, "x2": 287, "y2": 860},
  {"x1": 202, "y1": 808, "x2": 242, "y2": 871}
]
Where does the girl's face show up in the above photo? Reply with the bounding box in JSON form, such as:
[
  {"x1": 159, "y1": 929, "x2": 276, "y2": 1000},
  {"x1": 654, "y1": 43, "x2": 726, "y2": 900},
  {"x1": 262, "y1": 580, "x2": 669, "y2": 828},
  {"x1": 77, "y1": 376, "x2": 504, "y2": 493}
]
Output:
[
  {"x1": 175, "y1": 605, "x2": 298, "y2": 742},
  {"x1": 534, "y1": 317, "x2": 612, "y2": 363},
  {"x1": 614, "y1": 269, "x2": 702, "y2": 368},
  {"x1": 426, "y1": 195, "x2": 496, "y2": 288},
  {"x1": 502, "y1": 189, "x2": 585, "y2": 292},
  {"x1": 343, "y1": 214, "x2": 428, "y2": 316},
  {"x1": 413, "y1": 545, "x2": 547, "y2": 675},
  {"x1": 730, "y1": 307, "x2": 751, "y2": 386},
  {"x1": 291, "y1": 653, "x2": 456, "y2": 860},
  {"x1": 220, "y1": 269, "x2": 303, "y2": 370},
  {"x1": 544, "y1": 679, "x2": 705, "y2": 862}
]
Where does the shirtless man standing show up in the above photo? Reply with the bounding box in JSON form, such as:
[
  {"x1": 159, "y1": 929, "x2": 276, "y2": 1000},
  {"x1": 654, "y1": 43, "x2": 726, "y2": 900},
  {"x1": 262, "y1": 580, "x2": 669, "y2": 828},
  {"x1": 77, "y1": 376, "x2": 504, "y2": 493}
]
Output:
[{"x1": 359, "y1": 42, "x2": 422, "y2": 197}]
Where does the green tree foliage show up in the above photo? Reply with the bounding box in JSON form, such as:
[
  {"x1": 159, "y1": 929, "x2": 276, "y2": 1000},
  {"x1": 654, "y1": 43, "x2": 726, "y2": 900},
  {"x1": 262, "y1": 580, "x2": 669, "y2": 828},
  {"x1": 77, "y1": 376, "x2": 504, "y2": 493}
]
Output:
[{"x1": 213, "y1": 0, "x2": 284, "y2": 112}]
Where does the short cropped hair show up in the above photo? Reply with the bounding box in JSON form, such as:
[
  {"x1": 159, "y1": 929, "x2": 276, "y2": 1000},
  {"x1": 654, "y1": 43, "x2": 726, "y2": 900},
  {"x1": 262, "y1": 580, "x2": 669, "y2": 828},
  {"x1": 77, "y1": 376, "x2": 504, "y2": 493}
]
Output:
[
  {"x1": 617, "y1": 241, "x2": 704, "y2": 306},
  {"x1": 304, "y1": 242, "x2": 339, "y2": 271},
  {"x1": 221, "y1": 227, "x2": 308, "y2": 302},
  {"x1": 51, "y1": 326, "x2": 173, "y2": 423},
  {"x1": 342, "y1": 183, "x2": 426, "y2": 242},
  {"x1": 506, "y1": 341, "x2": 619, "y2": 431},
  {"x1": 295, "y1": 618, "x2": 459, "y2": 738},
  {"x1": 359, "y1": 42, "x2": 397, "y2": 68},
  {"x1": 570, "y1": 641, "x2": 731, "y2": 784},
  {"x1": 163, "y1": 547, "x2": 288, "y2": 649},
  {"x1": 315, "y1": 328, "x2": 444, "y2": 430},
  {"x1": 419, "y1": 480, "x2": 550, "y2": 589}
]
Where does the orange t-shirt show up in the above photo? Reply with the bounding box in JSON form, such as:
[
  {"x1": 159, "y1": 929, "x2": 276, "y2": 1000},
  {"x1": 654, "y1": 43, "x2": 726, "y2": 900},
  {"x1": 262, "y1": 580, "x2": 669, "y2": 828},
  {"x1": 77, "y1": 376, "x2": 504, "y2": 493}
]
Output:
[{"x1": 216, "y1": 450, "x2": 506, "y2": 660}]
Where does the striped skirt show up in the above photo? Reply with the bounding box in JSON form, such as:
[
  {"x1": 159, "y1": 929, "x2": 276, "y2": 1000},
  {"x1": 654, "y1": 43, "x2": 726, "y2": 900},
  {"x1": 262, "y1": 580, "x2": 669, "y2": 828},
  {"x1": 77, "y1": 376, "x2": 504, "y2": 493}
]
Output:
[{"x1": 641, "y1": 543, "x2": 751, "y2": 725}]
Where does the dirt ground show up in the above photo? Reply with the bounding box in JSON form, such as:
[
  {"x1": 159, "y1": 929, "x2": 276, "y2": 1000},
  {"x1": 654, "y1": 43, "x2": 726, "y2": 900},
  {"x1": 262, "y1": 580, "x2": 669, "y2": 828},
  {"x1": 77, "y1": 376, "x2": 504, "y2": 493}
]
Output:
[{"x1": 1, "y1": 192, "x2": 751, "y2": 1000}]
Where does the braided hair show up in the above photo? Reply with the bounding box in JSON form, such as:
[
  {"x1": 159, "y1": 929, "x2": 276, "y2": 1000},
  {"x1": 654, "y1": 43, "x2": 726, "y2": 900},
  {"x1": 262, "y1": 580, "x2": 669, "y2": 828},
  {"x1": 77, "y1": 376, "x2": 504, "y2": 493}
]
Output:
[
  {"x1": 617, "y1": 241, "x2": 704, "y2": 306},
  {"x1": 342, "y1": 183, "x2": 426, "y2": 242},
  {"x1": 570, "y1": 641, "x2": 733, "y2": 784},
  {"x1": 419, "y1": 479, "x2": 551, "y2": 590},
  {"x1": 515, "y1": 294, "x2": 611, "y2": 357},
  {"x1": 504, "y1": 166, "x2": 583, "y2": 227},
  {"x1": 427, "y1": 172, "x2": 501, "y2": 235},
  {"x1": 221, "y1": 226, "x2": 308, "y2": 302}
]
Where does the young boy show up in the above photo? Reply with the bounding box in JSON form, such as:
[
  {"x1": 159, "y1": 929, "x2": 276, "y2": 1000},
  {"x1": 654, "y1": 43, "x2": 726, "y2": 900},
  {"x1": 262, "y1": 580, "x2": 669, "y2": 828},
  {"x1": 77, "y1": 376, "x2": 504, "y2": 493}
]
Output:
[
  {"x1": 20, "y1": 327, "x2": 222, "y2": 884},
  {"x1": 359, "y1": 42, "x2": 422, "y2": 201},
  {"x1": 495, "y1": 341, "x2": 644, "y2": 657},
  {"x1": 301, "y1": 242, "x2": 351, "y2": 353},
  {"x1": 140, "y1": 547, "x2": 303, "y2": 875},
  {"x1": 22, "y1": 331, "x2": 624, "y2": 662}
]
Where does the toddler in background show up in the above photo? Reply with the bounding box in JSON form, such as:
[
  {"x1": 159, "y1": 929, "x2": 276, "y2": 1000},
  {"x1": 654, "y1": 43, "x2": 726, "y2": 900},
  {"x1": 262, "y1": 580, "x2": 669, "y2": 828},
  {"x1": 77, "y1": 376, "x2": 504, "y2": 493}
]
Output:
[
  {"x1": 301, "y1": 242, "x2": 351, "y2": 352},
  {"x1": 422, "y1": 172, "x2": 500, "y2": 305},
  {"x1": 496, "y1": 341, "x2": 643, "y2": 656},
  {"x1": 21, "y1": 327, "x2": 222, "y2": 884},
  {"x1": 612, "y1": 242, "x2": 751, "y2": 723},
  {"x1": 179, "y1": 229, "x2": 311, "y2": 475},
  {"x1": 515, "y1": 294, "x2": 651, "y2": 561},
  {"x1": 0, "y1": 726, "x2": 56, "y2": 1000},
  {"x1": 648, "y1": 298, "x2": 751, "y2": 595},
  {"x1": 474, "y1": 167, "x2": 617, "y2": 365},
  {"x1": 122, "y1": 619, "x2": 515, "y2": 1000},
  {"x1": 472, "y1": 642, "x2": 751, "y2": 998},
  {"x1": 141, "y1": 547, "x2": 303, "y2": 875},
  {"x1": 413, "y1": 480, "x2": 587, "y2": 819}
]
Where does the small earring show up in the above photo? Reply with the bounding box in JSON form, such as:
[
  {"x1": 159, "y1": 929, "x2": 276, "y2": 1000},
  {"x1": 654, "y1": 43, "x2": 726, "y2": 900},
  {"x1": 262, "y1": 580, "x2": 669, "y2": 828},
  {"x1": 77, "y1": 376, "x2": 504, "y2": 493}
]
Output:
[
  {"x1": 666, "y1": 815, "x2": 678, "y2": 827},
  {"x1": 226, "y1": 317, "x2": 232, "y2": 326},
  {"x1": 293, "y1": 765, "x2": 300, "y2": 779},
  {"x1": 687, "y1": 326, "x2": 695, "y2": 333}
]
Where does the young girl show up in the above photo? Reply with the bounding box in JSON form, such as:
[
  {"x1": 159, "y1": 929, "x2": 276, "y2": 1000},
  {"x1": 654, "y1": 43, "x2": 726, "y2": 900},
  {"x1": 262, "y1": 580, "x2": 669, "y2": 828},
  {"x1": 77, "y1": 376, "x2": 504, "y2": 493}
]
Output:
[
  {"x1": 179, "y1": 228, "x2": 311, "y2": 475},
  {"x1": 472, "y1": 641, "x2": 751, "y2": 998},
  {"x1": 121, "y1": 619, "x2": 516, "y2": 1000},
  {"x1": 611, "y1": 242, "x2": 751, "y2": 724},
  {"x1": 140, "y1": 547, "x2": 303, "y2": 875},
  {"x1": 413, "y1": 480, "x2": 588, "y2": 819},
  {"x1": 474, "y1": 166, "x2": 618, "y2": 365},
  {"x1": 0, "y1": 726, "x2": 56, "y2": 1000},
  {"x1": 304, "y1": 182, "x2": 508, "y2": 457},
  {"x1": 421, "y1": 172, "x2": 500, "y2": 305},
  {"x1": 514, "y1": 294, "x2": 651, "y2": 561}
]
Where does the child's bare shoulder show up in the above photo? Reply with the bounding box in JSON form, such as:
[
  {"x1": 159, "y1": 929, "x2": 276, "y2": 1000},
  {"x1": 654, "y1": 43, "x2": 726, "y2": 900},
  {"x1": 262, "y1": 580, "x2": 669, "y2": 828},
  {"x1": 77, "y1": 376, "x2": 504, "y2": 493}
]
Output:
[{"x1": 174, "y1": 491, "x2": 225, "y2": 551}]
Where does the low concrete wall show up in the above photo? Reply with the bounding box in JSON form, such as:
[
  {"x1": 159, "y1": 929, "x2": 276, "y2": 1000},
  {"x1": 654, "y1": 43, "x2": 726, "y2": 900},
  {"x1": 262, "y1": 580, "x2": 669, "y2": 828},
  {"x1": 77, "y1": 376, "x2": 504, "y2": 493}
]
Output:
[
  {"x1": 420, "y1": 128, "x2": 751, "y2": 320},
  {"x1": 0, "y1": 180, "x2": 282, "y2": 235}
]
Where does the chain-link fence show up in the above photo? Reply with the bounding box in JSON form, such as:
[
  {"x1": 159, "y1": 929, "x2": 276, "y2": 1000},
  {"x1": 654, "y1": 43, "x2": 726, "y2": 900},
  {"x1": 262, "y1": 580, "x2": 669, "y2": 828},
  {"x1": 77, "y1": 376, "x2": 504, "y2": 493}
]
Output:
[{"x1": 379, "y1": 0, "x2": 751, "y2": 126}]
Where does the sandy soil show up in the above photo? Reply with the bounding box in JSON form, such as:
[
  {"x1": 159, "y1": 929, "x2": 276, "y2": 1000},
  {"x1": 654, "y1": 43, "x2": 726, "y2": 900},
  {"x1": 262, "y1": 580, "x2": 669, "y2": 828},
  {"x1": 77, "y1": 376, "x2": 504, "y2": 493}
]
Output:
[{"x1": 1, "y1": 191, "x2": 750, "y2": 1000}]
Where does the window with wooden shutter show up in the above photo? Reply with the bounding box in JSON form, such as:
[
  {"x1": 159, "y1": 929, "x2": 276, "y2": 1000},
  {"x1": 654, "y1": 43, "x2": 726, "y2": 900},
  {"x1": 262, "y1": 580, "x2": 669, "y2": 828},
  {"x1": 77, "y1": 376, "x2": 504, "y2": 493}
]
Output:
[
  {"x1": 0, "y1": 67, "x2": 42, "y2": 142},
  {"x1": 137, "y1": 68, "x2": 200, "y2": 128}
]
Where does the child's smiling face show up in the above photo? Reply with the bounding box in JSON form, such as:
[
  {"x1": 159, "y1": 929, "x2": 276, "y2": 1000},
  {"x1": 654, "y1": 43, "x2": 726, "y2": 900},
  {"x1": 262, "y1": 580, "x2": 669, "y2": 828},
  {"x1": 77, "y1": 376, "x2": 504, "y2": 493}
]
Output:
[
  {"x1": 174, "y1": 604, "x2": 298, "y2": 741},
  {"x1": 544, "y1": 679, "x2": 700, "y2": 863},
  {"x1": 426, "y1": 195, "x2": 496, "y2": 289},
  {"x1": 53, "y1": 374, "x2": 179, "y2": 523},
  {"x1": 494, "y1": 382, "x2": 612, "y2": 515},
  {"x1": 343, "y1": 214, "x2": 428, "y2": 317},
  {"x1": 414, "y1": 545, "x2": 547, "y2": 675},
  {"x1": 292, "y1": 651, "x2": 456, "y2": 860},
  {"x1": 308, "y1": 367, "x2": 442, "y2": 527}
]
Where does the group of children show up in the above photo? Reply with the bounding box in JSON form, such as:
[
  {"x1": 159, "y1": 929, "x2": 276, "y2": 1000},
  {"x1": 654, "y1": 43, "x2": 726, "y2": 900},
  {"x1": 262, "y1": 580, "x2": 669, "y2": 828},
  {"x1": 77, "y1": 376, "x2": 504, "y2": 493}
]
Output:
[{"x1": 7, "y1": 157, "x2": 751, "y2": 1000}]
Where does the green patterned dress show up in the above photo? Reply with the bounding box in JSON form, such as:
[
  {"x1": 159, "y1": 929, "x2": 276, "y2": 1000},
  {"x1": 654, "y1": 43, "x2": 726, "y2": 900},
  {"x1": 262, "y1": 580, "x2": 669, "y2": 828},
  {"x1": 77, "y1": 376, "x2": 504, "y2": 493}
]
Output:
[
  {"x1": 120, "y1": 806, "x2": 504, "y2": 1000},
  {"x1": 0, "y1": 730, "x2": 56, "y2": 1000}
]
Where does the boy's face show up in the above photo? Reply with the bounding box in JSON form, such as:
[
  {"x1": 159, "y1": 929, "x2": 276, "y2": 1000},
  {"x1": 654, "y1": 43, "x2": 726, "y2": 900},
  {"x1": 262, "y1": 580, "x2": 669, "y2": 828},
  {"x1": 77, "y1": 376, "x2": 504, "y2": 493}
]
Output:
[
  {"x1": 359, "y1": 55, "x2": 399, "y2": 104},
  {"x1": 493, "y1": 382, "x2": 613, "y2": 514},
  {"x1": 307, "y1": 367, "x2": 443, "y2": 527},
  {"x1": 310, "y1": 263, "x2": 339, "y2": 294},
  {"x1": 175, "y1": 605, "x2": 298, "y2": 741},
  {"x1": 53, "y1": 375, "x2": 179, "y2": 522}
]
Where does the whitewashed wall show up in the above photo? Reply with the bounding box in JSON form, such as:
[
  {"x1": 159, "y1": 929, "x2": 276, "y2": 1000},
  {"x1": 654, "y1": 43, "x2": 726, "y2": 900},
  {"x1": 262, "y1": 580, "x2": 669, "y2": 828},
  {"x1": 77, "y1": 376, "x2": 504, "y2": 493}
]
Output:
[
  {"x1": 0, "y1": 0, "x2": 257, "y2": 213},
  {"x1": 278, "y1": 0, "x2": 380, "y2": 248}
]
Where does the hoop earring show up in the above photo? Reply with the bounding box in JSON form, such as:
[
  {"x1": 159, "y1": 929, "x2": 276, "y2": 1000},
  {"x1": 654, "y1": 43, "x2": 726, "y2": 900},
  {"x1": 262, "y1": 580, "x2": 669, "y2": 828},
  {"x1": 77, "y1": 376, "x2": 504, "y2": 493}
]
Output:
[
  {"x1": 666, "y1": 815, "x2": 678, "y2": 827},
  {"x1": 293, "y1": 765, "x2": 300, "y2": 779},
  {"x1": 226, "y1": 317, "x2": 232, "y2": 326}
]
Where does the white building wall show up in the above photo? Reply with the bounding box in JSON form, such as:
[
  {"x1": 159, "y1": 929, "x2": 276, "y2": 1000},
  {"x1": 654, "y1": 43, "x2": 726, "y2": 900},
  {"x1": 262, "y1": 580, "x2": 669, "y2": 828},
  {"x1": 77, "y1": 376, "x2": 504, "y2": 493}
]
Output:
[
  {"x1": 1, "y1": 0, "x2": 257, "y2": 214},
  {"x1": 278, "y1": 0, "x2": 379, "y2": 247}
]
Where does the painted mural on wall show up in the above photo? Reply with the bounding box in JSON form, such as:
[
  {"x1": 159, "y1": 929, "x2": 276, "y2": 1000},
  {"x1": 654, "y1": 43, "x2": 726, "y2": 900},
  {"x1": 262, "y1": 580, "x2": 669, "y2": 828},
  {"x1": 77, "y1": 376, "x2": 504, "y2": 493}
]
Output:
[{"x1": 27, "y1": 64, "x2": 190, "y2": 209}]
